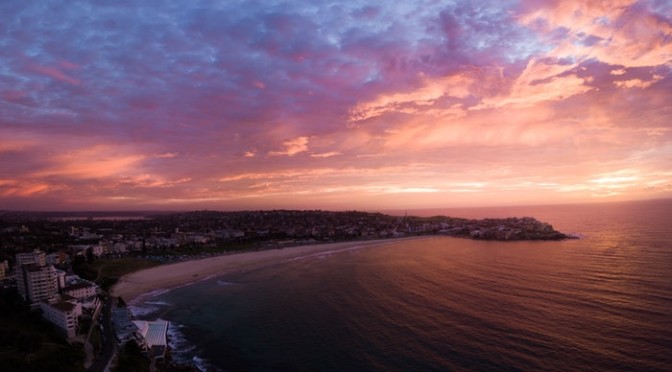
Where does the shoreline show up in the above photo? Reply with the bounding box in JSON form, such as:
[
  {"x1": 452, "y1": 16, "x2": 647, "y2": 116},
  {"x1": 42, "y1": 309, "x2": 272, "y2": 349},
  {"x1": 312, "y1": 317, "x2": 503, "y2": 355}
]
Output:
[{"x1": 111, "y1": 237, "x2": 427, "y2": 304}]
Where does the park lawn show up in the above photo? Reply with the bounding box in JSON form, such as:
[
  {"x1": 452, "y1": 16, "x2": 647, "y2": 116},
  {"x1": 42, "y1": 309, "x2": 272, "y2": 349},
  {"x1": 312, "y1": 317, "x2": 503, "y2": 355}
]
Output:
[{"x1": 91, "y1": 257, "x2": 163, "y2": 280}]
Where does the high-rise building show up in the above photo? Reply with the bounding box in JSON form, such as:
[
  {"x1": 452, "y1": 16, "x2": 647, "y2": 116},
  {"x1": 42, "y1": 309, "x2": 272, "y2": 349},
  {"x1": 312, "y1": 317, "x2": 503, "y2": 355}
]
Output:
[
  {"x1": 16, "y1": 263, "x2": 58, "y2": 304},
  {"x1": 15, "y1": 249, "x2": 47, "y2": 267}
]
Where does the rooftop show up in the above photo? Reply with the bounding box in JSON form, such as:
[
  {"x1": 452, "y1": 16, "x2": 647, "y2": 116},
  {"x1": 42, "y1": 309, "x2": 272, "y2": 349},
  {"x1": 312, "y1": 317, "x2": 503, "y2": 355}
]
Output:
[{"x1": 133, "y1": 320, "x2": 168, "y2": 347}]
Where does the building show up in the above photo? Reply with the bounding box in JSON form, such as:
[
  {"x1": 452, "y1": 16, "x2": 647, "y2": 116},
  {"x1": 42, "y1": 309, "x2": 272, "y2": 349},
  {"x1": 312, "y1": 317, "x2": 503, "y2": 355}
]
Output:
[
  {"x1": 46, "y1": 252, "x2": 67, "y2": 266},
  {"x1": 40, "y1": 298, "x2": 82, "y2": 339},
  {"x1": 55, "y1": 269, "x2": 67, "y2": 291},
  {"x1": 133, "y1": 320, "x2": 169, "y2": 358},
  {"x1": 0, "y1": 260, "x2": 8, "y2": 280},
  {"x1": 69, "y1": 244, "x2": 103, "y2": 258},
  {"x1": 16, "y1": 264, "x2": 58, "y2": 304},
  {"x1": 62, "y1": 282, "x2": 98, "y2": 300},
  {"x1": 112, "y1": 307, "x2": 138, "y2": 343},
  {"x1": 15, "y1": 250, "x2": 47, "y2": 267}
]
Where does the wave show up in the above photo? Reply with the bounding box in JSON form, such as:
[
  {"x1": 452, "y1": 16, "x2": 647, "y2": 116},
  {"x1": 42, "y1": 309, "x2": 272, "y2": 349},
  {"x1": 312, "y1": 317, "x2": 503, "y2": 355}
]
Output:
[
  {"x1": 145, "y1": 300, "x2": 172, "y2": 306},
  {"x1": 216, "y1": 280, "x2": 237, "y2": 286},
  {"x1": 129, "y1": 288, "x2": 173, "y2": 306},
  {"x1": 281, "y1": 242, "x2": 389, "y2": 263},
  {"x1": 167, "y1": 321, "x2": 220, "y2": 372}
]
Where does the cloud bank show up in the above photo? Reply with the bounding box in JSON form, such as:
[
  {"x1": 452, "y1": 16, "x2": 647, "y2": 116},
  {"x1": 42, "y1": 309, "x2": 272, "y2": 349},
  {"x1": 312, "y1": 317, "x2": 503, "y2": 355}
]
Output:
[{"x1": 1, "y1": 0, "x2": 671, "y2": 210}]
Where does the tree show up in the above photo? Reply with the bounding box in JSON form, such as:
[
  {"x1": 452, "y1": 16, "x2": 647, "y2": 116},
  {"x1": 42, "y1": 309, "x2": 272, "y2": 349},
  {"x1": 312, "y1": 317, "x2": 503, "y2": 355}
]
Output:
[
  {"x1": 86, "y1": 247, "x2": 95, "y2": 264},
  {"x1": 114, "y1": 341, "x2": 149, "y2": 372}
]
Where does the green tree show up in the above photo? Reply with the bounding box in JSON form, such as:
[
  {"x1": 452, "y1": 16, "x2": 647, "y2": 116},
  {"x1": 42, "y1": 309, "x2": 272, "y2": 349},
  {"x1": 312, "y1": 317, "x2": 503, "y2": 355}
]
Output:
[
  {"x1": 86, "y1": 247, "x2": 95, "y2": 264},
  {"x1": 115, "y1": 341, "x2": 149, "y2": 372}
]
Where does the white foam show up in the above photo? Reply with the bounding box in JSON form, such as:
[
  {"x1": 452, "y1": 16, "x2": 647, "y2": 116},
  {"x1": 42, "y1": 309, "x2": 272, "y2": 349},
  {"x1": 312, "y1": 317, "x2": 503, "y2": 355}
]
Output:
[
  {"x1": 129, "y1": 303, "x2": 160, "y2": 317},
  {"x1": 129, "y1": 288, "x2": 173, "y2": 306},
  {"x1": 145, "y1": 300, "x2": 172, "y2": 306},
  {"x1": 192, "y1": 356, "x2": 215, "y2": 372},
  {"x1": 167, "y1": 321, "x2": 219, "y2": 371},
  {"x1": 281, "y1": 243, "x2": 377, "y2": 263}
]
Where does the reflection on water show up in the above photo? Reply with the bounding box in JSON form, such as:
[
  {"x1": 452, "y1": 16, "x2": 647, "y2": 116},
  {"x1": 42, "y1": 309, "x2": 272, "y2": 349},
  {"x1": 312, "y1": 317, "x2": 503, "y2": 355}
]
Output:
[{"x1": 142, "y1": 199, "x2": 672, "y2": 371}]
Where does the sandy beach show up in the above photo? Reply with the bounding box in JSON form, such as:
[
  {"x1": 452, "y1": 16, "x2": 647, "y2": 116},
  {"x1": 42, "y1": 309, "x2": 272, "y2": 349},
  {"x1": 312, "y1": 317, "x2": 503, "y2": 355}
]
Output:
[{"x1": 112, "y1": 238, "x2": 412, "y2": 303}]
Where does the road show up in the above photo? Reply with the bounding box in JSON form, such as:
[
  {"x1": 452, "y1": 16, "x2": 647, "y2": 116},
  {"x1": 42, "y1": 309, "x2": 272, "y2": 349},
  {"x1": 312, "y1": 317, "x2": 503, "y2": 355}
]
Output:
[{"x1": 87, "y1": 295, "x2": 117, "y2": 372}]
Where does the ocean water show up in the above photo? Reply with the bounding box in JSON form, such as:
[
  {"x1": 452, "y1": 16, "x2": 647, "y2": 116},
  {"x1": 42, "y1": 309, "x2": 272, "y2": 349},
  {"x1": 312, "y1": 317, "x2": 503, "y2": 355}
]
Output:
[{"x1": 132, "y1": 199, "x2": 672, "y2": 371}]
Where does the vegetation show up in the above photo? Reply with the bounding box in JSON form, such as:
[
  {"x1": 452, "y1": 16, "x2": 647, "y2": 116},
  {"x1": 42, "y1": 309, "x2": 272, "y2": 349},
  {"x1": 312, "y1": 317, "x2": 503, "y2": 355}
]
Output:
[
  {"x1": 90, "y1": 324, "x2": 102, "y2": 354},
  {"x1": 72, "y1": 256, "x2": 162, "y2": 291},
  {"x1": 92, "y1": 257, "x2": 162, "y2": 279},
  {"x1": 0, "y1": 288, "x2": 85, "y2": 372},
  {"x1": 114, "y1": 341, "x2": 149, "y2": 372}
]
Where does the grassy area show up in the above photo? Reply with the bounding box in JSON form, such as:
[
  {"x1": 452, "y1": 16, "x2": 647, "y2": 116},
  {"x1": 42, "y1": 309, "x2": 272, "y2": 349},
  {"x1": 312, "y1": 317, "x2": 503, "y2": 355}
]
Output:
[
  {"x1": 88, "y1": 257, "x2": 163, "y2": 291},
  {"x1": 153, "y1": 240, "x2": 259, "y2": 256},
  {"x1": 92, "y1": 257, "x2": 163, "y2": 279},
  {"x1": 83, "y1": 244, "x2": 262, "y2": 291}
]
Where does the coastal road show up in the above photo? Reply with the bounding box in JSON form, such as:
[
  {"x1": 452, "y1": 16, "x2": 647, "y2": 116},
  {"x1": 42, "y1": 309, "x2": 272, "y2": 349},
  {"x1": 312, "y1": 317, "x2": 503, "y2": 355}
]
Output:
[{"x1": 88, "y1": 295, "x2": 117, "y2": 372}]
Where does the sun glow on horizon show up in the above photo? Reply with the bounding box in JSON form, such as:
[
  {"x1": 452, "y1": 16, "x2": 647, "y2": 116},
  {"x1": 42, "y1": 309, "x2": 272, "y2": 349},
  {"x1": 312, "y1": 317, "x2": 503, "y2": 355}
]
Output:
[{"x1": 1, "y1": 0, "x2": 671, "y2": 210}]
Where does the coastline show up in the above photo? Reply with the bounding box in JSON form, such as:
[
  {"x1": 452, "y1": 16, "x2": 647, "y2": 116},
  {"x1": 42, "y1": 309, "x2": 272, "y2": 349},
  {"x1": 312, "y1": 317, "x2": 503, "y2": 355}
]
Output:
[{"x1": 111, "y1": 237, "x2": 424, "y2": 304}]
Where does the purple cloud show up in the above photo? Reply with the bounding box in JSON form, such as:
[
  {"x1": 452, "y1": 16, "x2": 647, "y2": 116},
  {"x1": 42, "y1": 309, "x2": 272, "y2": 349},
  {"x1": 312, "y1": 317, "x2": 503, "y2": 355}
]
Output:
[{"x1": 1, "y1": 0, "x2": 671, "y2": 210}]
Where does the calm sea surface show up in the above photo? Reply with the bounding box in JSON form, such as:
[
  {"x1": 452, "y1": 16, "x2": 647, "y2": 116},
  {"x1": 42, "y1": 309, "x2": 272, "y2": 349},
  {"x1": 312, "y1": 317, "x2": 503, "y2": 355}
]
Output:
[{"x1": 132, "y1": 199, "x2": 672, "y2": 371}]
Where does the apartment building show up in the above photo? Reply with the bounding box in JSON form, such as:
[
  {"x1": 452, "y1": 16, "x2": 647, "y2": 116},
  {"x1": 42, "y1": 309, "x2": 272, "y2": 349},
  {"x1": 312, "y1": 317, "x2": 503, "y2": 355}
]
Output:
[
  {"x1": 40, "y1": 298, "x2": 82, "y2": 339},
  {"x1": 15, "y1": 249, "x2": 47, "y2": 267},
  {"x1": 16, "y1": 263, "x2": 58, "y2": 304}
]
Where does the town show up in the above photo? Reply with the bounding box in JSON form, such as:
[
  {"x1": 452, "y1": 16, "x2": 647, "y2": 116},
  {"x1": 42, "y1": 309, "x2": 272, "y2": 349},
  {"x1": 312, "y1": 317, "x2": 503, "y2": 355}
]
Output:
[{"x1": 0, "y1": 210, "x2": 573, "y2": 371}]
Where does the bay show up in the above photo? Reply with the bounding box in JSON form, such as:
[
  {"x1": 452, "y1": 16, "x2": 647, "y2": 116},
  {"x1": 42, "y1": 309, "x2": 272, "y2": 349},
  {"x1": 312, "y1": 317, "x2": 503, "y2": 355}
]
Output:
[{"x1": 133, "y1": 199, "x2": 672, "y2": 371}]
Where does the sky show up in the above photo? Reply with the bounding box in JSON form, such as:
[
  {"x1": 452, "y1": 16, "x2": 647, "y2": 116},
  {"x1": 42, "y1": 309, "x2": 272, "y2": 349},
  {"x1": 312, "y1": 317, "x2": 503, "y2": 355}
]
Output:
[{"x1": 1, "y1": 0, "x2": 671, "y2": 211}]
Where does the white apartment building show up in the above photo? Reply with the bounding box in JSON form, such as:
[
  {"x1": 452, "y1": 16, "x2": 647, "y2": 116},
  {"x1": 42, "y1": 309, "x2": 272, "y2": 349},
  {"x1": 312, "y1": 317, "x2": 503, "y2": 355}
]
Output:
[
  {"x1": 15, "y1": 250, "x2": 47, "y2": 267},
  {"x1": 56, "y1": 269, "x2": 67, "y2": 291},
  {"x1": 16, "y1": 264, "x2": 58, "y2": 304},
  {"x1": 40, "y1": 299, "x2": 82, "y2": 339}
]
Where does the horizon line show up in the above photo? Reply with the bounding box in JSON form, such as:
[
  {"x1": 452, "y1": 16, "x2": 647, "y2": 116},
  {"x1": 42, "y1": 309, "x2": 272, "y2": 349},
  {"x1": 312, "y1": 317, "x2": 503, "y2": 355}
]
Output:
[{"x1": 2, "y1": 197, "x2": 670, "y2": 216}]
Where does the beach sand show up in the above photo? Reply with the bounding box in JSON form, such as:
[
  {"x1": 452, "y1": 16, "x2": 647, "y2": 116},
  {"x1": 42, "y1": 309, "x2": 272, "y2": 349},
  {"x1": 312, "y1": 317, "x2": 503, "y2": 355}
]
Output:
[{"x1": 111, "y1": 238, "x2": 409, "y2": 303}]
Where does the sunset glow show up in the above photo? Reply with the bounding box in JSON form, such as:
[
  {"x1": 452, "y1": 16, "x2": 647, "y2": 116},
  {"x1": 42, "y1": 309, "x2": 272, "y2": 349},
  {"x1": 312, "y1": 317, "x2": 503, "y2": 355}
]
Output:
[{"x1": 1, "y1": 0, "x2": 671, "y2": 210}]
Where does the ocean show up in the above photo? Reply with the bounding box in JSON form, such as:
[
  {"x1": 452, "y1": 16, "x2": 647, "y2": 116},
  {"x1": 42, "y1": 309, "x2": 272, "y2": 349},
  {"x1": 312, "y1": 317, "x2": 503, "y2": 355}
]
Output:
[{"x1": 131, "y1": 199, "x2": 672, "y2": 371}]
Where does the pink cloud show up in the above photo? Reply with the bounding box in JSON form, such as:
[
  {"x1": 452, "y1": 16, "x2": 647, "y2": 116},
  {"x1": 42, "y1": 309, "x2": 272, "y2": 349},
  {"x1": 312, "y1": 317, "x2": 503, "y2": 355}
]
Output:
[
  {"x1": 310, "y1": 151, "x2": 341, "y2": 158},
  {"x1": 518, "y1": 0, "x2": 672, "y2": 68},
  {"x1": 58, "y1": 60, "x2": 80, "y2": 70},
  {"x1": 0, "y1": 180, "x2": 54, "y2": 197},
  {"x1": 1, "y1": 1, "x2": 670, "y2": 210},
  {"x1": 29, "y1": 145, "x2": 146, "y2": 179},
  {"x1": 614, "y1": 75, "x2": 663, "y2": 88},
  {"x1": 349, "y1": 74, "x2": 474, "y2": 121},
  {"x1": 30, "y1": 64, "x2": 81, "y2": 85},
  {"x1": 268, "y1": 136, "x2": 310, "y2": 157},
  {"x1": 473, "y1": 59, "x2": 592, "y2": 110},
  {"x1": 118, "y1": 174, "x2": 191, "y2": 188}
]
